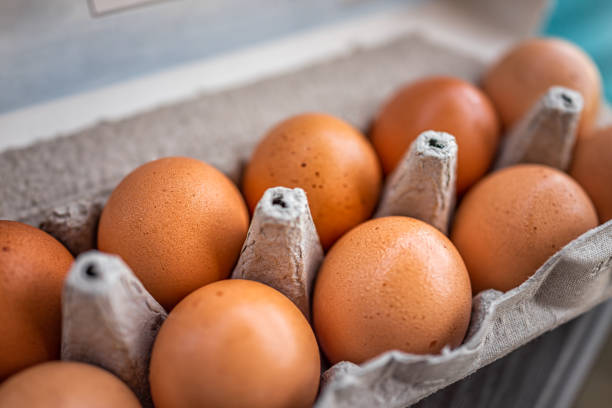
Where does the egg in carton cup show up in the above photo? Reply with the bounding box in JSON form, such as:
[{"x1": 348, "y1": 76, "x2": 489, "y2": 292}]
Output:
[{"x1": 2, "y1": 0, "x2": 612, "y2": 407}]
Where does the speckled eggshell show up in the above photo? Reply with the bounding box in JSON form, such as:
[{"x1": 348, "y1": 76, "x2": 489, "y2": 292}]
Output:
[
  {"x1": 97, "y1": 157, "x2": 249, "y2": 310},
  {"x1": 242, "y1": 113, "x2": 382, "y2": 249},
  {"x1": 0, "y1": 361, "x2": 140, "y2": 408},
  {"x1": 451, "y1": 164, "x2": 598, "y2": 294},
  {"x1": 149, "y1": 279, "x2": 320, "y2": 408},
  {"x1": 0, "y1": 221, "x2": 74, "y2": 381},
  {"x1": 571, "y1": 126, "x2": 612, "y2": 223},
  {"x1": 483, "y1": 37, "x2": 601, "y2": 138},
  {"x1": 312, "y1": 216, "x2": 472, "y2": 365},
  {"x1": 371, "y1": 76, "x2": 500, "y2": 193}
]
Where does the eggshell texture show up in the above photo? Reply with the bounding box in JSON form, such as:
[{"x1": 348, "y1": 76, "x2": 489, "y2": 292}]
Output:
[
  {"x1": 451, "y1": 164, "x2": 598, "y2": 294},
  {"x1": 371, "y1": 76, "x2": 500, "y2": 193},
  {"x1": 312, "y1": 216, "x2": 472, "y2": 364},
  {"x1": 0, "y1": 361, "x2": 140, "y2": 407},
  {"x1": 149, "y1": 279, "x2": 320, "y2": 408},
  {"x1": 0, "y1": 221, "x2": 73, "y2": 380},
  {"x1": 98, "y1": 157, "x2": 249, "y2": 310},
  {"x1": 483, "y1": 37, "x2": 601, "y2": 138},
  {"x1": 571, "y1": 126, "x2": 612, "y2": 223},
  {"x1": 242, "y1": 113, "x2": 382, "y2": 249}
]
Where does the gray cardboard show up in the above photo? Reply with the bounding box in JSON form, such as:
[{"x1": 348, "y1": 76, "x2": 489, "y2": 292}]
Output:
[
  {"x1": 61, "y1": 251, "x2": 167, "y2": 407},
  {"x1": 232, "y1": 187, "x2": 323, "y2": 319},
  {"x1": 494, "y1": 86, "x2": 583, "y2": 171},
  {"x1": 375, "y1": 131, "x2": 457, "y2": 234}
]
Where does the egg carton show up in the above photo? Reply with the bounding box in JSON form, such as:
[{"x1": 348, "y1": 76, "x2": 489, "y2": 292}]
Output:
[
  {"x1": 2, "y1": 0, "x2": 612, "y2": 406},
  {"x1": 57, "y1": 98, "x2": 612, "y2": 408}
]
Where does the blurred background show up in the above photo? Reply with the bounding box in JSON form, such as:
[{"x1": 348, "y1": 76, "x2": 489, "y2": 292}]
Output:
[
  {"x1": 0, "y1": 0, "x2": 405, "y2": 113},
  {"x1": 544, "y1": 0, "x2": 612, "y2": 102},
  {"x1": 0, "y1": 0, "x2": 609, "y2": 115},
  {"x1": 0, "y1": 0, "x2": 611, "y2": 406}
]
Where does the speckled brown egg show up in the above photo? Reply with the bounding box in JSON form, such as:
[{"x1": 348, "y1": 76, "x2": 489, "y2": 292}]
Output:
[
  {"x1": 0, "y1": 361, "x2": 140, "y2": 407},
  {"x1": 97, "y1": 157, "x2": 249, "y2": 310},
  {"x1": 0, "y1": 221, "x2": 74, "y2": 381},
  {"x1": 571, "y1": 126, "x2": 612, "y2": 223},
  {"x1": 242, "y1": 113, "x2": 382, "y2": 249},
  {"x1": 312, "y1": 216, "x2": 472, "y2": 364},
  {"x1": 483, "y1": 37, "x2": 601, "y2": 138},
  {"x1": 149, "y1": 279, "x2": 320, "y2": 408},
  {"x1": 451, "y1": 164, "x2": 598, "y2": 294},
  {"x1": 371, "y1": 76, "x2": 500, "y2": 193}
]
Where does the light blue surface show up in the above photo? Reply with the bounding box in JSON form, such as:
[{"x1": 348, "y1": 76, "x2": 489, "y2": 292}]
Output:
[
  {"x1": 543, "y1": 0, "x2": 612, "y2": 102},
  {"x1": 1, "y1": 1, "x2": 609, "y2": 113},
  {"x1": 0, "y1": 0, "x2": 404, "y2": 114}
]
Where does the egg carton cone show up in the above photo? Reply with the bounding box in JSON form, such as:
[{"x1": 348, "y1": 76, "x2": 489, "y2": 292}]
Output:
[
  {"x1": 494, "y1": 86, "x2": 583, "y2": 171},
  {"x1": 375, "y1": 131, "x2": 457, "y2": 234},
  {"x1": 232, "y1": 187, "x2": 324, "y2": 319},
  {"x1": 61, "y1": 251, "x2": 167, "y2": 407},
  {"x1": 3, "y1": 11, "x2": 612, "y2": 407}
]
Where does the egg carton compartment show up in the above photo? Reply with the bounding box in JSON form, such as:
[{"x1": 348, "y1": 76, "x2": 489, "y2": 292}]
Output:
[{"x1": 3, "y1": 26, "x2": 612, "y2": 408}]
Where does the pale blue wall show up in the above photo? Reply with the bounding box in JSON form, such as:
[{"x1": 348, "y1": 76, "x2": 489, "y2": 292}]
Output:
[{"x1": 0, "y1": 0, "x2": 405, "y2": 113}]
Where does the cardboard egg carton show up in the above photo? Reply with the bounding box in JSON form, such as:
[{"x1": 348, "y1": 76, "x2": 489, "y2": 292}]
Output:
[{"x1": 2, "y1": 0, "x2": 612, "y2": 406}]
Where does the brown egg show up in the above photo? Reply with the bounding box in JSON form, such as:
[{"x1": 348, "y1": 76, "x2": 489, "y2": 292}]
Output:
[
  {"x1": 371, "y1": 76, "x2": 500, "y2": 193},
  {"x1": 242, "y1": 113, "x2": 382, "y2": 249},
  {"x1": 483, "y1": 37, "x2": 601, "y2": 138},
  {"x1": 0, "y1": 221, "x2": 73, "y2": 380},
  {"x1": 451, "y1": 164, "x2": 598, "y2": 294},
  {"x1": 313, "y1": 217, "x2": 472, "y2": 364},
  {"x1": 0, "y1": 361, "x2": 140, "y2": 407},
  {"x1": 149, "y1": 279, "x2": 320, "y2": 408},
  {"x1": 571, "y1": 126, "x2": 612, "y2": 223},
  {"x1": 98, "y1": 157, "x2": 249, "y2": 310}
]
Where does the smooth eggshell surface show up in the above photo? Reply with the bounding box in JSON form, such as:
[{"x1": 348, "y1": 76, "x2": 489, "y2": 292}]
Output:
[
  {"x1": 242, "y1": 113, "x2": 382, "y2": 249},
  {"x1": 0, "y1": 361, "x2": 140, "y2": 408},
  {"x1": 452, "y1": 164, "x2": 598, "y2": 294},
  {"x1": 149, "y1": 279, "x2": 320, "y2": 408},
  {"x1": 371, "y1": 76, "x2": 500, "y2": 193},
  {"x1": 483, "y1": 37, "x2": 601, "y2": 138},
  {"x1": 98, "y1": 157, "x2": 249, "y2": 310},
  {"x1": 0, "y1": 221, "x2": 74, "y2": 380},
  {"x1": 313, "y1": 216, "x2": 472, "y2": 364},
  {"x1": 571, "y1": 126, "x2": 612, "y2": 223}
]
